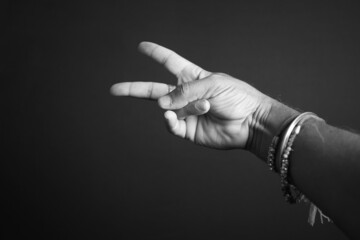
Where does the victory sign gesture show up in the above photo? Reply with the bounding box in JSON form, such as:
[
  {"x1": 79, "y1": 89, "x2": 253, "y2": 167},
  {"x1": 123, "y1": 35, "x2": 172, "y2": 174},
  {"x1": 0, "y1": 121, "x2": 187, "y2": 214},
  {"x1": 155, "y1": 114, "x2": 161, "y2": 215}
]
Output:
[{"x1": 111, "y1": 42, "x2": 273, "y2": 150}]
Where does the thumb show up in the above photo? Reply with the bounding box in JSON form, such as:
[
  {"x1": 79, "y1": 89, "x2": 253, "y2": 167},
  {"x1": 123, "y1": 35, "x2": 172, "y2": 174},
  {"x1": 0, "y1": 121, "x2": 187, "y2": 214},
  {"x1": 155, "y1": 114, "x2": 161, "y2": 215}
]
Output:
[
  {"x1": 158, "y1": 78, "x2": 214, "y2": 110},
  {"x1": 175, "y1": 99, "x2": 210, "y2": 120}
]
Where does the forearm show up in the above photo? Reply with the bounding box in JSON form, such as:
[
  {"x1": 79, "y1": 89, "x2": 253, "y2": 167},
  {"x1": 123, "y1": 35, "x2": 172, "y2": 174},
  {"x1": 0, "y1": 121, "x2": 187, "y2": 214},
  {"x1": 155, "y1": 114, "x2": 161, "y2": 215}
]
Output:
[
  {"x1": 250, "y1": 98, "x2": 360, "y2": 239},
  {"x1": 291, "y1": 118, "x2": 360, "y2": 239}
]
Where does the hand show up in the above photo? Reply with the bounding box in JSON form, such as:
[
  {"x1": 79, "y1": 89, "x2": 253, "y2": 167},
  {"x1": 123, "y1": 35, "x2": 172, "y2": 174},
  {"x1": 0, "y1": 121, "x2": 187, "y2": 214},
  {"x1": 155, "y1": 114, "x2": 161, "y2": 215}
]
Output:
[{"x1": 111, "y1": 42, "x2": 272, "y2": 150}]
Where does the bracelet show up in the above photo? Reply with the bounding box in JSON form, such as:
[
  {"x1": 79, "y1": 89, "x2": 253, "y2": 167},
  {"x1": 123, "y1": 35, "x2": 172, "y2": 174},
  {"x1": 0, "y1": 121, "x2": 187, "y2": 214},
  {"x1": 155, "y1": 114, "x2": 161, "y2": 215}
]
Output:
[
  {"x1": 267, "y1": 136, "x2": 279, "y2": 172},
  {"x1": 267, "y1": 115, "x2": 297, "y2": 172},
  {"x1": 280, "y1": 124, "x2": 303, "y2": 203},
  {"x1": 277, "y1": 112, "x2": 322, "y2": 203},
  {"x1": 267, "y1": 112, "x2": 331, "y2": 224}
]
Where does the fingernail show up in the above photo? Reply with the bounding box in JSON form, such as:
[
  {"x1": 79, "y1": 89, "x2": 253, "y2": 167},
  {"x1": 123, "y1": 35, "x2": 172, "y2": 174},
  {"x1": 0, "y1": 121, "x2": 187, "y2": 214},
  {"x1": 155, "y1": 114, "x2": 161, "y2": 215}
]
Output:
[
  {"x1": 164, "y1": 110, "x2": 172, "y2": 119},
  {"x1": 158, "y1": 96, "x2": 171, "y2": 107}
]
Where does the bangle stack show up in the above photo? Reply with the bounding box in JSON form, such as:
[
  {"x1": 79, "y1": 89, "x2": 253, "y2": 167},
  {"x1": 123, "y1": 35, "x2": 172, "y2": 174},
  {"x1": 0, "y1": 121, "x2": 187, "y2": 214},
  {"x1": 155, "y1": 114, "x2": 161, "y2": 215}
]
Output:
[
  {"x1": 279, "y1": 124, "x2": 303, "y2": 203},
  {"x1": 266, "y1": 112, "x2": 331, "y2": 225},
  {"x1": 267, "y1": 112, "x2": 322, "y2": 203}
]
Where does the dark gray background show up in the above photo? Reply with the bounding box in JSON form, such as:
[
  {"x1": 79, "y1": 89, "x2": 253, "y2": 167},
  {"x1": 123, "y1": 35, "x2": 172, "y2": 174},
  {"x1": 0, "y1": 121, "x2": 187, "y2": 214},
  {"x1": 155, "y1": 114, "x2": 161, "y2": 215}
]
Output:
[{"x1": 2, "y1": 1, "x2": 359, "y2": 239}]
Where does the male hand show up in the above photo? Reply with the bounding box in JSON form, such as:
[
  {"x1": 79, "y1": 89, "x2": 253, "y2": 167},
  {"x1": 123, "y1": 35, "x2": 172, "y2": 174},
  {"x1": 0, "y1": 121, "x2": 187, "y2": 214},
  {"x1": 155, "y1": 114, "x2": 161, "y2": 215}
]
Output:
[{"x1": 111, "y1": 42, "x2": 271, "y2": 150}]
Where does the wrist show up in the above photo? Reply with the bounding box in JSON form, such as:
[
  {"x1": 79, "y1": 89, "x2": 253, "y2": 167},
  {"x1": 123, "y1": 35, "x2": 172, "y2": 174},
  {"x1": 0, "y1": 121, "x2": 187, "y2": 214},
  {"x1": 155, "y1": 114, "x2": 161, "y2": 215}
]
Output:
[{"x1": 246, "y1": 96, "x2": 299, "y2": 162}]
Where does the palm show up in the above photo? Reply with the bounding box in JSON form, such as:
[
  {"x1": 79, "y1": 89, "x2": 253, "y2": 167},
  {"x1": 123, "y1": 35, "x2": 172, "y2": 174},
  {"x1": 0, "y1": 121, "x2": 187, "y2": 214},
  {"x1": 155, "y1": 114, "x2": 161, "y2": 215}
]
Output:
[
  {"x1": 112, "y1": 42, "x2": 262, "y2": 149},
  {"x1": 181, "y1": 74, "x2": 261, "y2": 149}
]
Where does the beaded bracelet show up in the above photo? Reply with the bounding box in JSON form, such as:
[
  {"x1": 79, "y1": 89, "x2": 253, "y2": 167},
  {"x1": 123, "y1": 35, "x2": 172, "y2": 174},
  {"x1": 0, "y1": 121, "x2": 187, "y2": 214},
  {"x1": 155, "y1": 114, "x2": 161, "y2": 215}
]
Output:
[
  {"x1": 280, "y1": 124, "x2": 303, "y2": 203},
  {"x1": 267, "y1": 136, "x2": 279, "y2": 172}
]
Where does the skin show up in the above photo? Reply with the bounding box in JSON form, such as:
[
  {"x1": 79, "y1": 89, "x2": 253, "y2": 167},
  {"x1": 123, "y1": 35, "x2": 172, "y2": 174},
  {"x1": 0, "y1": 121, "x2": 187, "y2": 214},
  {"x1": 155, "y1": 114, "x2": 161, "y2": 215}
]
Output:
[
  {"x1": 111, "y1": 42, "x2": 273, "y2": 149},
  {"x1": 111, "y1": 42, "x2": 360, "y2": 239}
]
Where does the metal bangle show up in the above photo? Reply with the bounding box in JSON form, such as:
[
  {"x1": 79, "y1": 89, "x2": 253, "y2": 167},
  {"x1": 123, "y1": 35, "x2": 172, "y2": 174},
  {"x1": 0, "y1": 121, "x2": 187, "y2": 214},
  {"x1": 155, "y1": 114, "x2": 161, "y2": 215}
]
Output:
[{"x1": 277, "y1": 112, "x2": 322, "y2": 203}]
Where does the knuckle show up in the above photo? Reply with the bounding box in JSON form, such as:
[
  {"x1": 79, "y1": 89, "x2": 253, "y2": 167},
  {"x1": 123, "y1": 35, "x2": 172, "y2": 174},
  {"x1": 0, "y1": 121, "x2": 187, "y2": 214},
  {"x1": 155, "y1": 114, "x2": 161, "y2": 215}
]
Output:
[
  {"x1": 147, "y1": 83, "x2": 154, "y2": 98},
  {"x1": 213, "y1": 72, "x2": 229, "y2": 78},
  {"x1": 207, "y1": 74, "x2": 221, "y2": 85},
  {"x1": 162, "y1": 51, "x2": 175, "y2": 66},
  {"x1": 208, "y1": 72, "x2": 233, "y2": 86}
]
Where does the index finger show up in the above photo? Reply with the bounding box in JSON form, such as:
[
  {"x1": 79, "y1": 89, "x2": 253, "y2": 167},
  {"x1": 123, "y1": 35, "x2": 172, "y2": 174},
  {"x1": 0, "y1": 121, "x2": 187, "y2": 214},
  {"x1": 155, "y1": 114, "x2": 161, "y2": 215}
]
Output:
[
  {"x1": 138, "y1": 42, "x2": 208, "y2": 78},
  {"x1": 111, "y1": 82, "x2": 175, "y2": 100}
]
